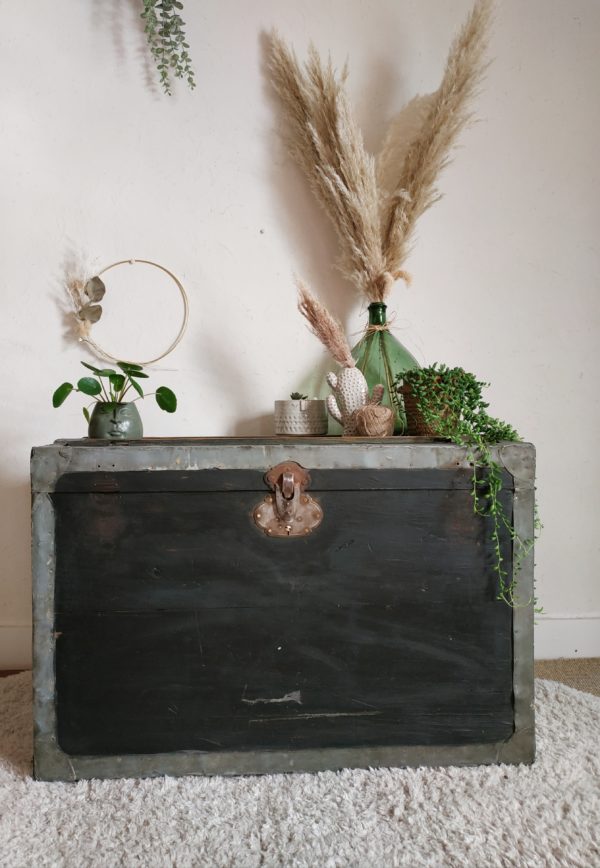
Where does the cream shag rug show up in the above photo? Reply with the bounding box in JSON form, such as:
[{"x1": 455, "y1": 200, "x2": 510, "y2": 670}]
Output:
[{"x1": 0, "y1": 673, "x2": 599, "y2": 868}]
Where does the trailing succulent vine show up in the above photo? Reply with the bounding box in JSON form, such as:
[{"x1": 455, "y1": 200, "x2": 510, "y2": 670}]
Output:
[
  {"x1": 396, "y1": 364, "x2": 542, "y2": 610},
  {"x1": 141, "y1": 0, "x2": 195, "y2": 95}
]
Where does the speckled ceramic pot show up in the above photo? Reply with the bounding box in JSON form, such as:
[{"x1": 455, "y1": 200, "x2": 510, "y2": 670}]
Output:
[
  {"x1": 88, "y1": 402, "x2": 143, "y2": 439},
  {"x1": 273, "y1": 399, "x2": 328, "y2": 436}
]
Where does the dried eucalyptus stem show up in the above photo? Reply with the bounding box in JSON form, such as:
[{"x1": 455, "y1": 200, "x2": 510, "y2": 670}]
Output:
[
  {"x1": 269, "y1": 0, "x2": 492, "y2": 302},
  {"x1": 141, "y1": 0, "x2": 195, "y2": 95}
]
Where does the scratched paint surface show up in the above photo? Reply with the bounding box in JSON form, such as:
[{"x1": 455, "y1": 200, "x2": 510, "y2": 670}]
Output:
[{"x1": 52, "y1": 469, "x2": 514, "y2": 757}]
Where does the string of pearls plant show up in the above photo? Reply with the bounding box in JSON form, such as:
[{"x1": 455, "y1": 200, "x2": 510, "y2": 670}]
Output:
[{"x1": 396, "y1": 365, "x2": 543, "y2": 610}]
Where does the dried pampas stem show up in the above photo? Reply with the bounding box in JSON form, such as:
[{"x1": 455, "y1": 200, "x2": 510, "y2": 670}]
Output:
[
  {"x1": 296, "y1": 279, "x2": 355, "y2": 368},
  {"x1": 382, "y1": 0, "x2": 492, "y2": 272},
  {"x1": 270, "y1": 32, "x2": 385, "y2": 299},
  {"x1": 270, "y1": 0, "x2": 492, "y2": 303}
]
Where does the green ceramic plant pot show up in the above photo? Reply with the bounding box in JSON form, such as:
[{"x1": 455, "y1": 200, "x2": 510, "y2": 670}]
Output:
[{"x1": 88, "y1": 402, "x2": 143, "y2": 439}]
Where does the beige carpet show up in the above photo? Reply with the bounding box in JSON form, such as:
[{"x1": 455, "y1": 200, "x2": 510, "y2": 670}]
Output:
[
  {"x1": 535, "y1": 658, "x2": 600, "y2": 697},
  {"x1": 1, "y1": 673, "x2": 599, "y2": 868}
]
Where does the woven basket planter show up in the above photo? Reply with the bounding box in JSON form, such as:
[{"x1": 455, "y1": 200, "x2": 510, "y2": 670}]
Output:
[{"x1": 398, "y1": 384, "x2": 456, "y2": 437}]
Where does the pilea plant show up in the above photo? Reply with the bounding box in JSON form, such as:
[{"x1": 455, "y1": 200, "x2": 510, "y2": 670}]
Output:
[
  {"x1": 52, "y1": 361, "x2": 177, "y2": 421},
  {"x1": 141, "y1": 0, "x2": 195, "y2": 95},
  {"x1": 396, "y1": 364, "x2": 542, "y2": 609}
]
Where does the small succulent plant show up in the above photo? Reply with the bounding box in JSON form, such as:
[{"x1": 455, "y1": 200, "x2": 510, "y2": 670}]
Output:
[{"x1": 290, "y1": 392, "x2": 309, "y2": 400}]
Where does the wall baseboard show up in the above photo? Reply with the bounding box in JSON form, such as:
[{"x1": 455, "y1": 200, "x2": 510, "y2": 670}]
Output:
[
  {"x1": 0, "y1": 625, "x2": 31, "y2": 670},
  {"x1": 1, "y1": 619, "x2": 598, "y2": 669},
  {"x1": 534, "y1": 617, "x2": 600, "y2": 659}
]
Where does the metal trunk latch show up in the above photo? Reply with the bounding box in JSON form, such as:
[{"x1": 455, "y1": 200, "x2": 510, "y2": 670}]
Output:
[{"x1": 253, "y1": 461, "x2": 323, "y2": 538}]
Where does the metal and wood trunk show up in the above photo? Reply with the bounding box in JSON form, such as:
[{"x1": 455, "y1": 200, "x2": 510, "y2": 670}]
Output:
[{"x1": 31, "y1": 437, "x2": 535, "y2": 781}]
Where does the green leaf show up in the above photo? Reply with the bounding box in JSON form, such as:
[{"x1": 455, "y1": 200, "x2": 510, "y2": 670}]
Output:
[
  {"x1": 52, "y1": 382, "x2": 73, "y2": 408},
  {"x1": 117, "y1": 361, "x2": 144, "y2": 371},
  {"x1": 83, "y1": 406, "x2": 91, "y2": 424},
  {"x1": 128, "y1": 370, "x2": 149, "y2": 379},
  {"x1": 129, "y1": 378, "x2": 144, "y2": 399},
  {"x1": 109, "y1": 374, "x2": 126, "y2": 392},
  {"x1": 77, "y1": 376, "x2": 102, "y2": 396},
  {"x1": 82, "y1": 362, "x2": 116, "y2": 377},
  {"x1": 155, "y1": 386, "x2": 177, "y2": 413}
]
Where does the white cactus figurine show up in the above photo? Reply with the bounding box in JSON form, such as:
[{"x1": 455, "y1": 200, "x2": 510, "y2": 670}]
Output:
[
  {"x1": 328, "y1": 368, "x2": 383, "y2": 434},
  {"x1": 297, "y1": 281, "x2": 386, "y2": 436}
]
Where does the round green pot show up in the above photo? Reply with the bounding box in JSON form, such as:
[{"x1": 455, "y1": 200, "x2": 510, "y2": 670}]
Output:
[{"x1": 88, "y1": 403, "x2": 143, "y2": 439}]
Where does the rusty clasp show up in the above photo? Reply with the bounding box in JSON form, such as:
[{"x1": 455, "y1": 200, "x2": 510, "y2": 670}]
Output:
[{"x1": 253, "y1": 461, "x2": 323, "y2": 538}]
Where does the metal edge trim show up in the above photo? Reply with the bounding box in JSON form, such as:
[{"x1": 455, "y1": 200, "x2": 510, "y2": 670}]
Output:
[
  {"x1": 31, "y1": 441, "x2": 533, "y2": 493},
  {"x1": 33, "y1": 734, "x2": 535, "y2": 782},
  {"x1": 31, "y1": 492, "x2": 58, "y2": 773}
]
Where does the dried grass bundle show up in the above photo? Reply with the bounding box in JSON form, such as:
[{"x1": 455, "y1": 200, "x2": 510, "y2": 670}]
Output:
[
  {"x1": 65, "y1": 273, "x2": 91, "y2": 339},
  {"x1": 296, "y1": 279, "x2": 355, "y2": 368},
  {"x1": 269, "y1": 0, "x2": 492, "y2": 303},
  {"x1": 270, "y1": 36, "x2": 385, "y2": 297},
  {"x1": 382, "y1": 0, "x2": 492, "y2": 273},
  {"x1": 62, "y1": 253, "x2": 105, "y2": 339}
]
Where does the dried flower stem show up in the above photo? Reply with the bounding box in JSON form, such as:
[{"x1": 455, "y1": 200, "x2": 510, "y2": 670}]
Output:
[
  {"x1": 296, "y1": 279, "x2": 355, "y2": 368},
  {"x1": 269, "y1": 0, "x2": 492, "y2": 303},
  {"x1": 382, "y1": 0, "x2": 492, "y2": 272}
]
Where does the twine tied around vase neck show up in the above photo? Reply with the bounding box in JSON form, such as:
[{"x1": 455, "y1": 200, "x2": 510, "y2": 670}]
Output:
[
  {"x1": 365, "y1": 322, "x2": 392, "y2": 333},
  {"x1": 364, "y1": 300, "x2": 396, "y2": 335}
]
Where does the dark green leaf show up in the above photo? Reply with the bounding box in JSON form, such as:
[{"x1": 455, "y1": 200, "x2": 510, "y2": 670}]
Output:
[
  {"x1": 155, "y1": 386, "x2": 177, "y2": 413},
  {"x1": 77, "y1": 376, "x2": 102, "y2": 396},
  {"x1": 128, "y1": 370, "x2": 149, "y2": 379},
  {"x1": 117, "y1": 361, "x2": 144, "y2": 371},
  {"x1": 109, "y1": 374, "x2": 126, "y2": 392},
  {"x1": 52, "y1": 382, "x2": 73, "y2": 408},
  {"x1": 83, "y1": 407, "x2": 91, "y2": 424},
  {"x1": 129, "y1": 378, "x2": 144, "y2": 399},
  {"x1": 82, "y1": 362, "x2": 116, "y2": 377}
]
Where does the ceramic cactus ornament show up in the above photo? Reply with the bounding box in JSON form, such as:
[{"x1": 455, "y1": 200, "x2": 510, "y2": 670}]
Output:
[
  {"x1": 327, "y1": 371, "x2": 386, "y2": 434},
  {"x1": 297, "y1": 281, "x2": 385, "y2": 435}
]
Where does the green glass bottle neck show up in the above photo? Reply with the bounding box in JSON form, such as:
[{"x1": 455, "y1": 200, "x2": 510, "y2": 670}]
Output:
[{"x1": 368, "y1": 302, "x2": 387, "y2": 326}]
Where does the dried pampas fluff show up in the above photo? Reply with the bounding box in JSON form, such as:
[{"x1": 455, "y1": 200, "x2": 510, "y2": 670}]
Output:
[
  {"x1": 382, "y1": 0, "x2": 492, "y2": 274},
  {"x1": 269, "y1": 0, "x2": 492, "y2": 302},
  {"x1": 296, "y1": 279, "x2": 355, "y2": 367},
  {"x1": 63, "y1": 254, "x2": 106, "y2": 339}
]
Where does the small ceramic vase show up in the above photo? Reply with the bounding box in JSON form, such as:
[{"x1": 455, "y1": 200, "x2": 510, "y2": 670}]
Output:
[
  {"x1": 88, "y1": 402, "x2": 143, "y2": 439},
  {"x1": 274, "y1": 399, "x2": 328, "y2": 435}
]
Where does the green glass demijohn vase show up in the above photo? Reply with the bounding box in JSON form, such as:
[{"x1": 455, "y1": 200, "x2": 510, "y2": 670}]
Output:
[{"x1": 352, "y1": 302, "x2": 419, "y2": 434}]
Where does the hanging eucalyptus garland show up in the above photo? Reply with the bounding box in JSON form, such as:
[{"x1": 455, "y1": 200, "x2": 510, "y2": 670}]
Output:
[{"x1": 141, "y1": 0, "x2": 195, "y2": 95}]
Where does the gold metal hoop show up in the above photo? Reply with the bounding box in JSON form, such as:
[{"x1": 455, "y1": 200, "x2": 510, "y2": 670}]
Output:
[{"x1": 79, "y1": 258, "x2": 189, "y2": 365}]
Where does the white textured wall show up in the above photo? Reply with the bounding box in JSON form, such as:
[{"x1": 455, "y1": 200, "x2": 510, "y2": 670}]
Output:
[{"x1": 1, "y1": 0, "x2": 599, "y2": 666}]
